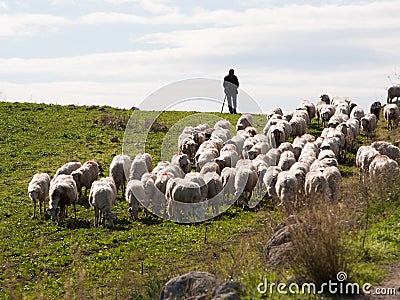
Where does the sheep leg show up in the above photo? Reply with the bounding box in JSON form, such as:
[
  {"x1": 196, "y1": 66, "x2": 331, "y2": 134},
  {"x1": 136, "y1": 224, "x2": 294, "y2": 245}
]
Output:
[
  {"x1": 33, "y1": 201, "x2": 37, "y2": 219},
  {"x1": 94, "y1": 208, "x2": 100, "y2": 227}
]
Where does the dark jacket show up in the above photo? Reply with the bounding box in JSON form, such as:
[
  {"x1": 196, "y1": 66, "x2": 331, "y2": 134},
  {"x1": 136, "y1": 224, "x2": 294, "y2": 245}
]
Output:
[{"x1": 223, "y1": 74, "x2": 239, "y2": 95}]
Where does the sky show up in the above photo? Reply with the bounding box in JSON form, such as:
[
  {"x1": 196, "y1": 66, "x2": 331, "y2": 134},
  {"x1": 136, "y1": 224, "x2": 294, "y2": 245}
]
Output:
[{"x1": 0, "y1": 0, "x2": 399, "y2": 113}]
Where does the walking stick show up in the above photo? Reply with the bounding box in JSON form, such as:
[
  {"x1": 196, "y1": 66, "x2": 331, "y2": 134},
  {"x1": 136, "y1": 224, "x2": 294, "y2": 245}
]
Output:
[{"x1": 220, "y1": 94, "x2": 227, "y2": 113}]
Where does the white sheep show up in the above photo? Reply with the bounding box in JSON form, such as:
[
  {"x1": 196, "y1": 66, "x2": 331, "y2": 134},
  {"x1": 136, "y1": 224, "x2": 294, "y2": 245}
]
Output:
[
  {"x1": 275, "y1": 170, "x2": 298, "y2": 212},
  {"x1": 28, "y1": 173, "x2": 51, "y2": 218},
  {"x1": 234, "y1": 165, "x2": 258, "y2": 208},
  {"x1": 109, "y1": 154, "x2": 131, "y2": 198},
  {"x1": 349, "y1": 106, "x2": 365, "y2": 121},
  {"x1": 323, "y1": 166, "x2": 341, "y2": 202},
  {"x1": 126, "y1": 179, "x2": 146, "y2": 221},
  {"x1": 355, "y1": 145, "x2": 380, "y2": 182},
  {"x1": 49, "y1": 174, "x2": 78, "y2": 223},
  {"x1": 54, "y1": 161, "x2": 82, "y2": 178},
  {"x1": 71, "y1": 161, "x2": 99, "y2": 199},
  {"x1": 277, "y1": 150, "x2": 296, "y2": 171},
  {"x1": 215, "y1": 149, "x2": 239, "y2": 169},
  {"x1": 384, "y1": 103, "x2": 400, "y2": 130},
  {"x1": 360, "y1": 113, "x2": 377, "y2": 139},
  {"x1": 371, "y1": 141, "x2": 400, "y2": 163},
  {"x1": 89, "y1": 180, "x2": 116, "y2": 227},
  {"x1": 171, "y1": 153, "x2": 191, "y2": 174},
  {"x1": 129, "y1": 154, "x2": 150, "y2": 180},
  {"x1": 196, "y1": 149, "x2": 219, "y2": 172},
  {"x1": 263, "y1": 166, "x2": 282, "y2": 204},
  {"x1": 289, "y1": 116, "x2": 307, "y2": 137},
  {"x1": 221, "y1": 167, "x2": 237, "y2": 201},
  {"x1": 236, "y1": 114, "x2": 254, "y2": 131},
  {"x1": 368, "y1": 155, "x2": 399, "y2": 182},
  {"x1": 304, "y1": 170, "x2": 329, "y2": 203}
]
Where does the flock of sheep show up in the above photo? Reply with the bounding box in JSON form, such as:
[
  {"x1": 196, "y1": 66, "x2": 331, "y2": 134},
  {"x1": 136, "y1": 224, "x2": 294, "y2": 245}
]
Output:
[{"x1": 27, "y1": 95, "x2": 400, "y2": 226}]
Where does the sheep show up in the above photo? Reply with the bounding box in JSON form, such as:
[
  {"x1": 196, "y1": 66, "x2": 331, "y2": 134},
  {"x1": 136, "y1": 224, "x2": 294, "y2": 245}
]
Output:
[
  {"x1": 328, "y1": 113, "x2": 348, "y2": 128},
  {"x1": 214, "y1": 119, "x2": 230, "y2": 131},
  {"x1": 263, "y1": 166, "x2": 282, "y2": 204},
  {"x1": 166, "y1": 178, "x2": 203, "y2": 221},
  {"x1": 234, "y1": 164, "x2": 258, "y2": 208},
  {"x1": 54, "y1": 161, "x2": 82, "y2": 178},
  {"x1": 275, "y1": 170, "x2": 298, "y2": 212},
  {"x1": 368, "y1": 155, "x2": 399, "y2": 182},
  {"x1": 164, "y1": 164, "x2": 185, "y2": 179},
  {"x1": 109, "y1": 154, "x2": 131, "y2": 198},
  {"x1": 293, "y1": 109, "x2": 310, "y2": 126},
  {"x1": 48, "y1": 174, "x2": 78, "y2": 223},
  {"x1": 267, "y1": 148, "x2": 282, "y2": 166},
  {"x1": 179, "y1": 136, "x2": 198, "y2": 161},
  {"x1": 155, "y1": 171, "x2": 175, "y2": 195},
  {"x1": 278, "y1": 150, "x2": 296, "y2": 171},
  {"x1": 320, "y1": 94, "x2": 331, "y2": 104},
  {"x1": 299, "y1": 100, "x2": 316, "y2": 119},
  {"x1": 289, "y1": 116, "x2": 307, "y2": 137},
  {"x1": 89, "y1": 180, "x2": 116, "y2": 227},
  {"x1": 356, "y1": 145, "x2": 380, "y2": 182},
  {"x1": 263, "y1": 114, "x2": 283, "y2": 135},
  {"x1": 349, "y1": 106, "x2": 365, "y2": 121},
  {"x1": 129, "y1": 154, "x2": 150, "y2": 180},
  {"x1": 267, "y1": 107, "x2": 283, "y2": 119},
  {"x1": 370, "y1": 101, "x2": 382, "y2": 120},
  {"x1": 371, "y1": 141, "x2": 400, "y2": 163},
  {"x1": 323, "y1": 166, "x2": 341, "y2": 202},
  {"x1": 125, "y1": 179, "x2": 145, "y2": 221},
  {"x1": 28, "y1": 173, "x2": 51, "y2": 218},
  {"x1": 384, "y1": 103, "x2": 400, "y2": 130},
  {"x1": 318, "y1": 104, "x2": 335, "y2": 127},
  {"x1": 247, "y1": 142, "x2": 270, "y2": 160},
  {"x1": 99, "y1": 177, "x2": 117, "y2": 204},
  {"x1": 199, "y1": 161, "x2": 221, "y2": 176},
  {"x1": 196, "y1": 149, "x2": 219, "y2": 172},
  {"x1": 304, "y1": 170, "x2": 329, "y2": 203},
  {"x1": 225, "y1": 135, "x2": 245, "y2": 156},
  {"x1": 201, "y1": 171, "x2": 223, "y2": 215},
  {"x1": 171, "y1": 153, "x2": 191, "y2": 174},
  {"x1": 360, "y1": 113, "x2": 377, "y2": 139},
  {"x1": 221, "y1": 167, "x2": 237, "y2": 201},
  {"x1": 387, "y1": 86, "x2": 400, "y2": 103},
  {"x1": 71, "y1": 161, "x2": 100, "y2": 199},
  {"x1": 214, "y1": 149, "x2": 239, "y2": 169},
  {"x1": 195, "y1": 142, "x2": 219, "y2": 163},
  {"x1": 236, "y1": 114, "x2": 254, "y2": 131},
  {"x1": 185, "y1": 173, "x2": 208, "y2": 201},
  {"x1": 152, "y1": 160, "x2": 170, "y2": 175}
]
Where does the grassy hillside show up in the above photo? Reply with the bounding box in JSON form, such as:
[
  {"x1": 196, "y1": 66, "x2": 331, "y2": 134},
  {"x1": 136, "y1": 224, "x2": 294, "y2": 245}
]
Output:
[{"x1": 0, "y1": 101, "x2": 399, "y2": 299}]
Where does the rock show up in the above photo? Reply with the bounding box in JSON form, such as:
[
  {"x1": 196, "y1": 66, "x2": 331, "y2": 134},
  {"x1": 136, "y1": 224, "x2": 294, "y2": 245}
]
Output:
[
  {"x1": 160, "y1": 271, "x2": 217, "y2": 300},
  {"x1": 264, "y1": 215, "x2": 300, "y2": 267},
  {"x1": 110, "y1": 136, "x2": 119, "y2": 143},
  {"x1": 160, "y1": 272, "x2": 244, "y2": 300}
]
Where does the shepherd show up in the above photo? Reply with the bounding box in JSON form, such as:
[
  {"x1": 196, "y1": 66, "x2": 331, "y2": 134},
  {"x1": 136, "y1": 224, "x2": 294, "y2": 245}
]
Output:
[{"x1": 223, "y1": 69, "x2": 239, "y2": 114}]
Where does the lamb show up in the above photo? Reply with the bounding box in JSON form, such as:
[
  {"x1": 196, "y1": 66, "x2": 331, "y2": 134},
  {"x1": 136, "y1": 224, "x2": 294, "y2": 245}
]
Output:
[
  {"x1": 28, "y1": 173, "x2": 51, "y2": 218},
  {"x1": 109, "y1": 154, "x2": 131, "y2": 198},
  {"x1": 125, "y1": 179, "x2": 145, "y2": 221},
  {"x1": 71, "y1": 161, "x2": 100, "y2": 199},
  {"x1": 54, "y1": 161, "x2": 82, "y2": 178},
  {"x1": 236, "y1": 114, "x2": 254, "y2": 131},
  {"x1": 89, "y1": 180, "x2": 116, "y2": 227},
  {"x1": 48, "y1": 174, "x2": 78, "y2": 223},
  {"x1": 360, "y1": 113, "x2": 377, "y2": 139},
  {"x1": 275, "y1": 170, "x2": 298, "y2": 212},
  {"x1": 384, "y1": 103, "x2": 400, "y2": 130},
  {"x1": 171, "y1": 153, "x2": 191, "y2": 174}
]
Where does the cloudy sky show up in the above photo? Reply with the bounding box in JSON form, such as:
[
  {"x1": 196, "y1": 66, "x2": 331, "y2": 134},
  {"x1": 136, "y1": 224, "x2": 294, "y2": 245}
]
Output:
[{"x1": 0, "y1": 0, "x2": 399, "y2": 113}]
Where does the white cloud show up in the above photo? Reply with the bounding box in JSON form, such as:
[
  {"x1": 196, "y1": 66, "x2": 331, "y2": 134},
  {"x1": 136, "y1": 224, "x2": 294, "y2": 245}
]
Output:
[
  {"x1": 0, "y1": 13, "x2": 69, "y2": 36},
  {"x1": 103, "y1": 0, "x2": 178, "y2": 14},
  {"x1": 0, "y1": 2, "x2": 8, "y2": 11}
]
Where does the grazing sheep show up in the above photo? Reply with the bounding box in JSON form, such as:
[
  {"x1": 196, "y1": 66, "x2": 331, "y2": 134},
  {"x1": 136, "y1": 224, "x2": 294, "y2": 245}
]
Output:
[
  {"x1": 328, "y1": 113, "x2": 348, "y2": 128},
  {"x1": 28, "y1": 173, "x2": 51, "y2": 218},
  {"x1": 89, "y1": 181, "x2": 116, "y2": 227},
  {"x1": 48, "y1": 174, "x2": 78, "y2": 223},
  {"x1": 320, "y1": 94, "x2": 331, "y2": 104},
  {"x1": 54, "y1": 161, "x2": 82, "y2": 178},
  {"x1": 387, "y1": 86, "x2": 400, "y2": 103},
  {"x1": 214, "y1": 119, "x2": 230, "y2": 130},
  {"x1": 225, "y1": 135, "x2": 245, "y2": 156},
  {"x1": 263, "y1": 166, "x2": 282, "y2": 204},
  {"x1": 384, "y1": 103, "x2": 400, "y2": 130},
  {"x1": 155, "y1": 171, "x2": 175, "y2": 195},
  {"x1": 171, "y1": 153, "x2": 191, "y2": 174},
  {"x1": 199, "y1": 161, "x2": 221, "y2": 176},
  {"x1": 99, "y1": 177, "x2": 117, "y2": 204},
  {"x1": 247, "y1": 142, "x2": 269, "y2": 160},
  {"x1": 293, "y1": 109, "x2": 310, "y2": 126},
  {"x1": 109, "y1": 154, "x2": 131, "y2": 198},
  {"x1": 71, "y1": 161, "x2": 100, "y2": 199},
  {"x1": 179, "y1": 136, "x2": 198, "y2": 161},
  {"x1": 236, "y1": 114, "x2": 254, "y2": 131},
  {"x1": 267, "y1": 107, "x2": 283, "y2": 119},
  {"x1": 275, "y1": 170, "x2": 298, "y2": 212},
  {"x1": 318, "y1": 104, "x2": 335, "y2": 127},
  {"x1": 185, "y1": 173, "x2": 208, "y2": 201},
  {"x1": 289, "y1": 116, "x2": 307, "y2": 137},
  {"x1": 360, "y1": 113, "x2": 377, "y2": 139},
  {"x1": 299, "y1": 100, "x2": 316, "y2": 119},
  {"x1": 152, "y1": 160, "x2": 170, "y2": 175},
  {"x1": 201, "y1": 171, "x2": 223, "y2": 215},
  {"x1": 125, "y1": 179, "x2": 145, "y2": 221}
]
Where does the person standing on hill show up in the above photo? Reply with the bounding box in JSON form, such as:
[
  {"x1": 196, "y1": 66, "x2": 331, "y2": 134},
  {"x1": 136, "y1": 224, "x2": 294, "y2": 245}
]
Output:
[{"x1": 223, "y1": 69, "x2": 239, "y2": 114}]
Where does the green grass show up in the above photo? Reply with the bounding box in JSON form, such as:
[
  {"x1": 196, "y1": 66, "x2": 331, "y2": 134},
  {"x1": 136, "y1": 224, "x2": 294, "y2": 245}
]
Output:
[{"x1": 1, "y1": 101, "x2": 399, "y2": 299}]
